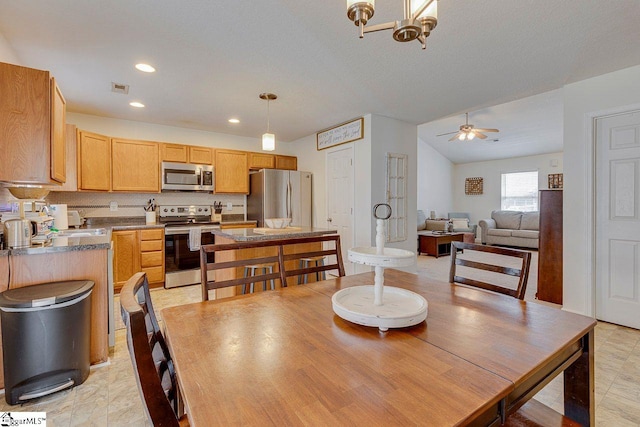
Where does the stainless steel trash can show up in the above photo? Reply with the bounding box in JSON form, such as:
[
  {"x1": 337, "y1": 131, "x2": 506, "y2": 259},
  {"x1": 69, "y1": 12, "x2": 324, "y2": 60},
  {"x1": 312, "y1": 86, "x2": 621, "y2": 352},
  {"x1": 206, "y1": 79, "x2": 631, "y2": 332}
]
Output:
[{"x1": 0, "y1": 280, "x2": 94, "y2": 405}]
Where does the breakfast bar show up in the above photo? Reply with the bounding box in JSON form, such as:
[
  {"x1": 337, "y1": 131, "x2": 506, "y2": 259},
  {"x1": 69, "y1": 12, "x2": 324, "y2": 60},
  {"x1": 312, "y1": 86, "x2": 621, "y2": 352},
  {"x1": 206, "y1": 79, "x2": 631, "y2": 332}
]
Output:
[{"x1": 209, "y1": 227, "x2": 338, "y2": 299}]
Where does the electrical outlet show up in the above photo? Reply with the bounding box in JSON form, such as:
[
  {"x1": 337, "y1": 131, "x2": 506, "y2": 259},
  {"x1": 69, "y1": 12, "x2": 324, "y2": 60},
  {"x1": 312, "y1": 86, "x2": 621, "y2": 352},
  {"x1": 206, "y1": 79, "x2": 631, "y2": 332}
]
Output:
[
  {"x1": 110, "y1": 201, "x2": 118, "y2": 212},
  {"x1": 226, "y1": 202, "x2": 233, "y2": 211}
]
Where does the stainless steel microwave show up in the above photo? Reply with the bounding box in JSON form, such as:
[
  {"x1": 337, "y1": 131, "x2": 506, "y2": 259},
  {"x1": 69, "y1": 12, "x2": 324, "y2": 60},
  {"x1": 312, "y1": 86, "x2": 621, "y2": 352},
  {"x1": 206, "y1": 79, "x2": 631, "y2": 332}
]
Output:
[{"x1": 161, "y1": 162, "x2": 214, "y2": 191}]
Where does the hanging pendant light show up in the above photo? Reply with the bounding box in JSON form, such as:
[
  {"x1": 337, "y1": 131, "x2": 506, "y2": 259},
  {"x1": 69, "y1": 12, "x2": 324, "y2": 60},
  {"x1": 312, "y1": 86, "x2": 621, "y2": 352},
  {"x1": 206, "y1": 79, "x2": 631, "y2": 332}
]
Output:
[{"x1": 260, "y1": 93, "x2": 277, "y2": 151}]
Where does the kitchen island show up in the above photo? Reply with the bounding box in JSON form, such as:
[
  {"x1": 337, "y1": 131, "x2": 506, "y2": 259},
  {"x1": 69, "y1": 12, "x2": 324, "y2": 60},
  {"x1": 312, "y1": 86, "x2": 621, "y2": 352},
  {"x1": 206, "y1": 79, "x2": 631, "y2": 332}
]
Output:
[{"x1": 210, "y1": 227, "x2": 338, "y2": 299}]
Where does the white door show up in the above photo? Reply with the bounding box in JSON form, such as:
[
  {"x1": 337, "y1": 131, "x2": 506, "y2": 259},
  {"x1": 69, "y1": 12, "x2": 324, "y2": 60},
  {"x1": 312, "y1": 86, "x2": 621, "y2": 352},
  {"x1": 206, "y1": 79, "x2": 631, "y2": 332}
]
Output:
[
  {"x1": 327, "y1": 146, "x2": 354, "y2": 275},
  {"x1": 596, "y1": 109, "x2": 640, "y2": 329}
]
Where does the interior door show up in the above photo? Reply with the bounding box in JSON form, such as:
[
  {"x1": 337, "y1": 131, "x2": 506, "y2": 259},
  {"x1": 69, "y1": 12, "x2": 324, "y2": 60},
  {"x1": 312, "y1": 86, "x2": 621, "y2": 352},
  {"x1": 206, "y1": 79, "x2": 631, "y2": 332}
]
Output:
[
  {"x1": 327, "y1": 147, "x2": 354, "y2": 275},
  {"x1": 595, "y1": 109, "x2": 640, "y2": 329}
]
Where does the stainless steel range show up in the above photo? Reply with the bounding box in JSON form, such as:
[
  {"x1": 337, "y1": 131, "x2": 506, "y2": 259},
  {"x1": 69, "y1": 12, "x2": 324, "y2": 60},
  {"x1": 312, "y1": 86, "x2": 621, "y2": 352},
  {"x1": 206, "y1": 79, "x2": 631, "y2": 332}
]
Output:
[{"x1": 160, "y1": 205, "x2": 219, "y2": 288}]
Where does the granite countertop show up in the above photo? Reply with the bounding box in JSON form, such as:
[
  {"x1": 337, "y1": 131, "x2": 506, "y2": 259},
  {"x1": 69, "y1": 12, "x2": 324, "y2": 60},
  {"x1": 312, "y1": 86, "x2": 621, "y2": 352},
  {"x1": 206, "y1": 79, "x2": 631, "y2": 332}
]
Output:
[
  {"x1": 8, "y1": 235, "x2": 111, "y2": 256},
  {"x1": 212, "y1": 226, "x2": 337, "y2": 242}
]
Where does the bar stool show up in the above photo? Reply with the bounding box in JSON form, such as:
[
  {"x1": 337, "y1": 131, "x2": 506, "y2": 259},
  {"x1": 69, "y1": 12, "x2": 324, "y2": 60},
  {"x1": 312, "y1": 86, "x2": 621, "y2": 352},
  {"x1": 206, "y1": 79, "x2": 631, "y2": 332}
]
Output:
[
  {"x1": 242, "y1": 263, "x2": 276, "y2": 294},
  {"x1": 298, "y1": 256, "x2": 326, "y2": 285}
]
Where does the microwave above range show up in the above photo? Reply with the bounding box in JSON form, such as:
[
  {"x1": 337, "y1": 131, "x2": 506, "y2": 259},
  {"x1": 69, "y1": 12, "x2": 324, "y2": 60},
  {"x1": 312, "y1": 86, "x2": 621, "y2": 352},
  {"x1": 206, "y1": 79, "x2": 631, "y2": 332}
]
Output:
[{"x1": 161, "y1": 162, "x2": 214, "y2": 192}]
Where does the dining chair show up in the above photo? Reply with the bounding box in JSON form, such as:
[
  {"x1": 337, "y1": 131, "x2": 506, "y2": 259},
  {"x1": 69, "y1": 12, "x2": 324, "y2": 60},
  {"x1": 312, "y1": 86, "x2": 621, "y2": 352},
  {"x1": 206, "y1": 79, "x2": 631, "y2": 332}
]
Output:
[
  {"x1": 449, "y1": 241, "x2": 531, "y2": 300},
  {"x1": 120, "y1": 272, "x2": 188, "y2": 427}
]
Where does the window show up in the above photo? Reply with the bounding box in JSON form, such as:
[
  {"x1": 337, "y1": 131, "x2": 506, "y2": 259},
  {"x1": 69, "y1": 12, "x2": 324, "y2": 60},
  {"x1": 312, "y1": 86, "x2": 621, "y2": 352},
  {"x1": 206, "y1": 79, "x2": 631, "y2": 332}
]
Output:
[
  {"x1": 501, "y1": 171, "x2": 539, "y2": 211},
  {"x1": 386, "y1": 152, "x2": 407, "y2": 242}
]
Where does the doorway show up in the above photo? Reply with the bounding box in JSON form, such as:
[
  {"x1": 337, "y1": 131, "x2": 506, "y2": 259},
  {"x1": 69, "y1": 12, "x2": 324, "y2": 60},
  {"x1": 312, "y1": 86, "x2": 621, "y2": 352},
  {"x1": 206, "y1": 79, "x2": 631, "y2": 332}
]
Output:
[
  {"x1": 595, "y1": 109, "x2": 640, "y2": 329},
  {"x1": 326, "y1": 146, "x2": 355, "y2": 275}
]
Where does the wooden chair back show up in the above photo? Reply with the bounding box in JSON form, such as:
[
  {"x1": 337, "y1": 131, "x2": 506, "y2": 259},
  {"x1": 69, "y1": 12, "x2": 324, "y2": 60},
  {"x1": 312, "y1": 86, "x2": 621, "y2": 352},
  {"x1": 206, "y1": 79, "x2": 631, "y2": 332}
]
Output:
[
  {"x1": 200, "y1": 234, "x2": 345, "y2": 301},
  {"x1": 449, "y1": 242, "x2": 531, "y2": 300},
  {"x1": 120, "y1": 272, "x2": 181, "y2": 427}
]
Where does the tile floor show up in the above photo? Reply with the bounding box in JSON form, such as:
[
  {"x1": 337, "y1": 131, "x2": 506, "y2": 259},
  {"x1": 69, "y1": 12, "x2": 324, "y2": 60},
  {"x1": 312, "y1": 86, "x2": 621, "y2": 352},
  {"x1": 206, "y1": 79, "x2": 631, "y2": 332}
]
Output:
[{"x1": 0, "y1": 252, "x2": 638, "y2": 426}]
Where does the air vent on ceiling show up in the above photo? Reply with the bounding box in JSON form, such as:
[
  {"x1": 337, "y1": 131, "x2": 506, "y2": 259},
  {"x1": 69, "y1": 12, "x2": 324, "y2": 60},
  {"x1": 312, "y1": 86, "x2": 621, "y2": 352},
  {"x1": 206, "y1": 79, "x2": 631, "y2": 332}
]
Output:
[{"x1": 111, "y1": 82, "x2": 130, "y2": 94}]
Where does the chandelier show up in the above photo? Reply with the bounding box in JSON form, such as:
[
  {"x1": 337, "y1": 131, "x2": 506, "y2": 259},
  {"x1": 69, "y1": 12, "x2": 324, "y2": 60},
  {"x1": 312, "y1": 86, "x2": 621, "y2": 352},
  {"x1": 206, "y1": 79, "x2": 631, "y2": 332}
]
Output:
[{"x1": 346, "y1": 0, "x2": 438, "y2": 50}]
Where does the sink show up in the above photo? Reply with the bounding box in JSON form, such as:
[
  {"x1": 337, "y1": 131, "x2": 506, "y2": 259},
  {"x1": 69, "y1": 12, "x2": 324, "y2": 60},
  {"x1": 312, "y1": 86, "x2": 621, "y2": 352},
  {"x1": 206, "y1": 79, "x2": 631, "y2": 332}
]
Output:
[{"x1": 53, "y1": 228, "x2": 107, "y2": 238}]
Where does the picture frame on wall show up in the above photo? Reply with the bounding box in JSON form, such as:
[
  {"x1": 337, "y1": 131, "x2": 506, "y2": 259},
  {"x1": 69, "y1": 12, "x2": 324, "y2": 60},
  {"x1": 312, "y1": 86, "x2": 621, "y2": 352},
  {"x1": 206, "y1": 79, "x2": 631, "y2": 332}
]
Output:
[
  {"x1": 548, "y1": 173, "x2": 563, "y2": 189},
  {"x1": 465, "y1": 177, "x2": 483, "y2": 195},
  {"x1": 316, "y1": 117, "x2": 364, "y2": 150}
]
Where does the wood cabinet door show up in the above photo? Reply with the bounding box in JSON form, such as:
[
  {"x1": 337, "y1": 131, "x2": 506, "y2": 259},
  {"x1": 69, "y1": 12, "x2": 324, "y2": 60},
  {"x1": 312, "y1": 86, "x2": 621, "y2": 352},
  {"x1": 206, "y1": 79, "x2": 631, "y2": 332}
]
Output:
[
  {"x1": 215, "y1": 149, "x2": 249, "y2": 193},
  {"x1": 112, "y1": 138, "x2": 160, "y2": 192},
  {"x1": 78, "y1": 130, "x2": 111, "y2": 191},
  {"x1": 275, "y1": 155, "x2": 297, "y2": 170},
  {"x1": 0, "y1": 63, "x2": 51, "y2": 184},
  {"x1": 50, "y1": 78, "x2": 66, "y2": 183},
  {"x1": 113, "y1": 230, "x2": 140, "y2": 293},
  {"x1": 57, "y1": 124, "x2": 78, "y2": 191},
  {"x1": 161, "y1": 143, "x2": 188, "y2": 163},
  {"x1": 249, "y1": 152, "x2": 275, "y2": 170},
  {"x1": 189, "y1": 146, "x2": 213, "y2": 165}
]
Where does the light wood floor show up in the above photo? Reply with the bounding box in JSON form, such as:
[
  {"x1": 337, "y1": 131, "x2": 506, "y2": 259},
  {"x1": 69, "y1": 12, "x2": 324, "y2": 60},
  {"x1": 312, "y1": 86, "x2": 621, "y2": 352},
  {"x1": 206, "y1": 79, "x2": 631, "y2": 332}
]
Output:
[{"x1": 1, "y1": 252, "x2": 639, "y2": 426}]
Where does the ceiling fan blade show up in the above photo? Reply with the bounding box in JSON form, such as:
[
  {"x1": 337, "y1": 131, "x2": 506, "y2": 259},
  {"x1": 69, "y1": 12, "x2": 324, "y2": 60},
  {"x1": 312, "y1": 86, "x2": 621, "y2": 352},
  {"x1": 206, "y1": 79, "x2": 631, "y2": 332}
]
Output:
[
  {"x1": 474, "y1": 132, "x2": 487, "y2": 140},
  {"x1": 473, "y1": 128, "x2": 499, "y2": 133},
  {"x1": 436, "y1": 130, "x2": 458, "y2": 137},
  {"x1": 448, "y1": 133, "x2": 462, "y2": 142}
]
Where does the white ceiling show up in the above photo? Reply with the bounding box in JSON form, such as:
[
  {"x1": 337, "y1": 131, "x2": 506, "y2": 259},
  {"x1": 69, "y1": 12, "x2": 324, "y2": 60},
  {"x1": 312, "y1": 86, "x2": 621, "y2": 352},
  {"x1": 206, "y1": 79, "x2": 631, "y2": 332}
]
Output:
[{"x1": 1, "y1": 1, "x2": 639, "y2": 161}]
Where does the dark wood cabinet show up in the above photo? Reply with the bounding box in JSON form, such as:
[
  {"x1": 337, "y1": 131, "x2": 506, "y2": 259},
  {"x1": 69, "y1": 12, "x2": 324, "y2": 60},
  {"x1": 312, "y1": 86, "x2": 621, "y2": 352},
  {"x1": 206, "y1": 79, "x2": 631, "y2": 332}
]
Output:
[{"x1": 537, "y1": 190, "x2": 563, "y2": 304}]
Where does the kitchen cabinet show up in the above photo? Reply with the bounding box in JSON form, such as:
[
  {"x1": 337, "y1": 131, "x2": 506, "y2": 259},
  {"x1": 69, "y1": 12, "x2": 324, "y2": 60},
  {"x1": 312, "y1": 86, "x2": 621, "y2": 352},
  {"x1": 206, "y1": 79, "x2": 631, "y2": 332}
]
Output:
[
  {"x1": 56, "y1": 124, "x2": 78, "y2": 191},
  {"x1": 139, "y1": 228, "x2": 165, "y2": 287},
  {"x1": 78, "y1": 130, "x2": 111, "y2": 191},
  {"x1": 0, "y1": 62, "x2": 66, "y2": 185},
  {"x1": 249, "y1": 152, "x2": 275, "y2": 170},
  {"x1": 161, "y1": 143, "x2": 213, "y2": 165},
  {"x1": 275, "y1": 155, "x2": 297, "y2": 170},
  {"x1": 113, "y1": 228, "x2": 165, "y2": 293},
  {"x1": 161, "y1": 143, "x2": 188, "y2": 163},
  {"x1": 113, "y1": 230, "x2": 139, "y2": 293},
  {"x1": 215, "y1": 149, "x2": 249, "y2": 193},
  {"x1": 189, "y1": 146, "x2": 213, "y2": 165},
  {"x1": 111, "y1": 138, "x2": 160, "y2": 192}
]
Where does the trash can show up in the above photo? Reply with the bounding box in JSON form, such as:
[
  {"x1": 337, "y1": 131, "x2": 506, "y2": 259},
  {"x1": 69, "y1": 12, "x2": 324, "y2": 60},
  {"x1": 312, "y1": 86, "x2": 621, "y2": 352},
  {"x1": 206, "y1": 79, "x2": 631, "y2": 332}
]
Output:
[{"x1": 0, "y1": 280, "x2": 94, "y2": 405}]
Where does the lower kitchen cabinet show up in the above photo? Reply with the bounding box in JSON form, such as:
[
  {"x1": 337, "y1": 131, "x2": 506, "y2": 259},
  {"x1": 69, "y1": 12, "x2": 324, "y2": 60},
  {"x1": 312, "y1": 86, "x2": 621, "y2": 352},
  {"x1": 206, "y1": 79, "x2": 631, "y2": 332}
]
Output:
[{"x1": 113, "y1": 228, "x2": 165, "y2": 293}]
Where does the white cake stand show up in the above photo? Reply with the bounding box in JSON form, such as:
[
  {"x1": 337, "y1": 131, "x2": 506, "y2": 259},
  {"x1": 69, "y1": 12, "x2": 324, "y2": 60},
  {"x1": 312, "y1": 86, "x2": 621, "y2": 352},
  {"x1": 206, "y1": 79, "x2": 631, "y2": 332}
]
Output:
[{"x1": 332, "y1": 205, "x2": 428, "y2": 331}]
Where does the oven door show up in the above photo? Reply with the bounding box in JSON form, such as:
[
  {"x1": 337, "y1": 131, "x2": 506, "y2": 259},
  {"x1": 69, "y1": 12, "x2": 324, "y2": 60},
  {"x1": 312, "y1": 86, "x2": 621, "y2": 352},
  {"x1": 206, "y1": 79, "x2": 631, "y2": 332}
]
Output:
[{"x1": 164, "y1": 228, "x2": 216, "y2": 288}]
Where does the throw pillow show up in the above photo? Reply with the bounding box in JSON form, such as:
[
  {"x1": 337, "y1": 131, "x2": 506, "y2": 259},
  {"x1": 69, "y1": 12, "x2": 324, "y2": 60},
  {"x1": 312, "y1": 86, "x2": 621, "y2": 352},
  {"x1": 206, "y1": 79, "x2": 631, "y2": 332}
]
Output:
[{"x1": 451, "y1": 218, "x2": 469, "y2": 229}]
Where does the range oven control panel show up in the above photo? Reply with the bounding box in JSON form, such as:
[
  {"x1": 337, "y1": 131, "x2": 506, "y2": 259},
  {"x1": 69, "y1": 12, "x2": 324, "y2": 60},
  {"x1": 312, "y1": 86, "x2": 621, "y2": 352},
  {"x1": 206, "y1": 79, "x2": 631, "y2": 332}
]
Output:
[{"x1": 159, "y1": 205, "x2": 211, "y2": 218}]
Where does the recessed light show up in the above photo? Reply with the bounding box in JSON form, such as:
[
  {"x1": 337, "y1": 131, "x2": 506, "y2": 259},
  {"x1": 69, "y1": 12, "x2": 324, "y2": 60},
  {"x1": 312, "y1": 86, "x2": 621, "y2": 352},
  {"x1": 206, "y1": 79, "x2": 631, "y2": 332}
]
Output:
[
  {"x1": 135, "y1": 63, "x2": 156, "y2": 73},
  {"x1": 129, "y1": 101, "x2": 145, "y2": 108},
  {"x1": 228, "y1": 118, "x2": 240, "y2": 124}
]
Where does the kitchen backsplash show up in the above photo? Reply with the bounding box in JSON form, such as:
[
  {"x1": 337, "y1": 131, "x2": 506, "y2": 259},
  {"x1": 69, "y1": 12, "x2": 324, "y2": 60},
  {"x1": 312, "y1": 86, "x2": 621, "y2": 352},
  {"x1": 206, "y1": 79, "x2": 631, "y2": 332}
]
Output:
[{"x1": 42, "y1": 191, "x2": 246, "y2": 218}]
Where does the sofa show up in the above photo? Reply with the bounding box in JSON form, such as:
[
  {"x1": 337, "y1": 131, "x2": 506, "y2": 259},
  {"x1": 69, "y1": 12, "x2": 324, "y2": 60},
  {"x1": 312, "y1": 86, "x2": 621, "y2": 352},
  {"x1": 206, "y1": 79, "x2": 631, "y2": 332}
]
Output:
[{"x1": 478, "y1": 210, "x2": 539, "y2": 249}]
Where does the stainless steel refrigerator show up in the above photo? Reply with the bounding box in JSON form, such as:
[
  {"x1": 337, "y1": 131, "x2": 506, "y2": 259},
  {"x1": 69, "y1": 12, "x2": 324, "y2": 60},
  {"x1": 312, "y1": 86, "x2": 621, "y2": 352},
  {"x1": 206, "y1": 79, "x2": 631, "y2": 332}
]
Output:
[{"x1": 247, "y1": 169, "x2": 312, "y2": 228}]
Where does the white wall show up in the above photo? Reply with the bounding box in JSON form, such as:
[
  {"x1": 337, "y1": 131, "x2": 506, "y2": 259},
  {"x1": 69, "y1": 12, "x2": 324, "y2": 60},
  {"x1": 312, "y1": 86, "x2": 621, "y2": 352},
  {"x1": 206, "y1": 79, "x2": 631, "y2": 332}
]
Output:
[
  {"x1": 563, "y1": 64, "x2": 640, "y2": 316},
  {"x1": 0, "y1": 32, "x2": 19, "y2": 64},
  {"x1": 452, "y1": 152, "x2": 563, "y2": 230},
  {"x1": 417, "y1": 138, "x2": 453, "y2": 219}
]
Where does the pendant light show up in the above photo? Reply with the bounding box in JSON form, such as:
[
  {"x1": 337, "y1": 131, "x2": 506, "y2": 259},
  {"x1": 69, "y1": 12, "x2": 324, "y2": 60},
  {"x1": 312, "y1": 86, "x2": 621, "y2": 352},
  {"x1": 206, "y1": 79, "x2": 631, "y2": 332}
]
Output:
[{"x1": 260, "y1": 93, "x2": 277, "y2": 151}]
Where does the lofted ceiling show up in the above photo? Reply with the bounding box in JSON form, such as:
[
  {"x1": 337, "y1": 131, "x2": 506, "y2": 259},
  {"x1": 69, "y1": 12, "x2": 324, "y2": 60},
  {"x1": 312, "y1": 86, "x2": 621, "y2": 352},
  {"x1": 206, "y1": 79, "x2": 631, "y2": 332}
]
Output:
[{"x1": 0, "y1": 1, "x2": 639, "y2": 161}]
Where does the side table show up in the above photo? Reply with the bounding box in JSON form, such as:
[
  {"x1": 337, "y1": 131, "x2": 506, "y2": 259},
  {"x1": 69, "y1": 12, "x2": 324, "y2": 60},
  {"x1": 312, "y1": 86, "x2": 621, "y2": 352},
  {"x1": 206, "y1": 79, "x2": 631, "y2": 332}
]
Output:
[{"x1": 418, "y1": 232, "x2": 465, "y2": 257}]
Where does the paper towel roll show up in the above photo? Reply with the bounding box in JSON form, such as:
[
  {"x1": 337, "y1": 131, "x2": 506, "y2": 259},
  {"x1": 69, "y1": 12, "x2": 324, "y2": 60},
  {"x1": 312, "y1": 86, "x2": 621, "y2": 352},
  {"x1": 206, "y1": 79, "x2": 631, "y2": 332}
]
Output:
[{"x1": 50, "y1": 204, "x2": 68, "y2": 230}]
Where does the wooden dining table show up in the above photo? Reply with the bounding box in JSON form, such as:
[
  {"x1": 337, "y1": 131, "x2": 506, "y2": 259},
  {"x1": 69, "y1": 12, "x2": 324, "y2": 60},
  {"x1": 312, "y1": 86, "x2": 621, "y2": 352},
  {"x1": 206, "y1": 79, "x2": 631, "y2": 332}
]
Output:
[{"x1": 162, "y1": 269, "x2": 596, "y2": 426}]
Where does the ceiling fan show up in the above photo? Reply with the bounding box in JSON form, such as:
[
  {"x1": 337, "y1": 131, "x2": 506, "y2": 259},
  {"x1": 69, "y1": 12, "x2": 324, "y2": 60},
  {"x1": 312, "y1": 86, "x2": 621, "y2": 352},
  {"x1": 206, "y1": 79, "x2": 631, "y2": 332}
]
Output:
[{"x1": 437, "y1": 113, "x2": 499, "y2": 141}]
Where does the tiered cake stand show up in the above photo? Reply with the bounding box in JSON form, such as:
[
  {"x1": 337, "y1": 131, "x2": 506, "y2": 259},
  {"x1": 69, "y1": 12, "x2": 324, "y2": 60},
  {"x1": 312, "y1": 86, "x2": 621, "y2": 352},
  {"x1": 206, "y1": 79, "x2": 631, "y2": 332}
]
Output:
[{"x1": 331, "y1": 204, "x2": 428, "y2": 331}]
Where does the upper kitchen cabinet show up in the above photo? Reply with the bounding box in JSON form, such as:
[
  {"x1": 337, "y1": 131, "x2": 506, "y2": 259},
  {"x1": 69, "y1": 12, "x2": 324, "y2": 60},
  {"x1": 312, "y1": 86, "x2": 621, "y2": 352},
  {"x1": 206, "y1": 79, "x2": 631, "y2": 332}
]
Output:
[
  {"x1": 78, "y1": 130, "x2": 111, "y2": 191},
  {"x1": 275, "y1": 155, "x2": 297, "y2": 170},
  {"x1": 0, "y1": 62, "x2": 66, "y2": 185},
  {"x1": 111, "y1": 138, "x2": 160, "y2": 192},
  {"x1": 161, "y1": 143, "x2": 213, "y2": 165},
  {"x1": 188, "y1": 146, "x2": 213, "y2": 165},
  {"x1": 249, "y1": 152, "x2": 275, "y2": 170},
  {"x1": 215, "y1": 149, "x2": 249, "y2": 194},
  {"x1": 161, "y1": 143, "x2": 188, "y2": 163},
  {"x1": 56, "y1": 124, "x2": 78, "y2": 191}
]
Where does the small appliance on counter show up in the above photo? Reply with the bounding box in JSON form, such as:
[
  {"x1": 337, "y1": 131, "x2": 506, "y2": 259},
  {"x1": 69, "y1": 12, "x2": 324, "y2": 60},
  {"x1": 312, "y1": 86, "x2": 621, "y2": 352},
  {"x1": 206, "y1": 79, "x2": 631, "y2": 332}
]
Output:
[
  {"x1": 2, "y1": 218, "x2": 36, "y2": 249},
  {"x1": 67, "y1": 210, "x2": 84, "y2": 228},
  {"x1": 1, "y1": 212, "x2": 54, "y2": 247}
]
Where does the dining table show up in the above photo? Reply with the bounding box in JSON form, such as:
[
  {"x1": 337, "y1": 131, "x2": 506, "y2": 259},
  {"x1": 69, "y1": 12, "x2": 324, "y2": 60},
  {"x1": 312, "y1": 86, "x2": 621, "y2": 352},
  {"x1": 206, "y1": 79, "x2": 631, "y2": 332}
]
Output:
[{"x1": 162, "y1": 269, "x2": 596, "y2": 426}]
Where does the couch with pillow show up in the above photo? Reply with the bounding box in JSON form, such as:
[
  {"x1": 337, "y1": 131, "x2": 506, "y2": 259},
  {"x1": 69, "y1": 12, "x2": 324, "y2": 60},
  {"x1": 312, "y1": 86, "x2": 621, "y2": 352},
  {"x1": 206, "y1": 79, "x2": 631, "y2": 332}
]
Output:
[{"x1": 478, "y1": 210, "x2": 539, "y2": 249}]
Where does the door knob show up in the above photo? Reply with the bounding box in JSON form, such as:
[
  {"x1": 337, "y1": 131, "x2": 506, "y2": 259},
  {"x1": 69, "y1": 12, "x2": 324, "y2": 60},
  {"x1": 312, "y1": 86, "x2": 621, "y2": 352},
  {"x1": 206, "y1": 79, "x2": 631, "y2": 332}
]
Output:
[{"x1": 327, "y1": 218, "x2": 333, "y2": 222}]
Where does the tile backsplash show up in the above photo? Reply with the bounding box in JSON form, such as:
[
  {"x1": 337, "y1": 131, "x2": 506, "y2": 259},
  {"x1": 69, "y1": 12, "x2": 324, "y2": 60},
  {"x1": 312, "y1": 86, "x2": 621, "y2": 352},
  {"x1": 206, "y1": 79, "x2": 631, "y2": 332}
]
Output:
[{"x1": 45, "y1": 191, "x2": 245, "y2": 218}]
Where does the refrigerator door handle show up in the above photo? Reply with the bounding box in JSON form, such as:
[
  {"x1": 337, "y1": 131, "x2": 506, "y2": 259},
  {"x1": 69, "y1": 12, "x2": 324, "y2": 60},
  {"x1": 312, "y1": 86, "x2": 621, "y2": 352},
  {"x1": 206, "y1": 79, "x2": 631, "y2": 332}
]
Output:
[{"x1": 286, "y1": 181, "x2": 292, "y2": 218}]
